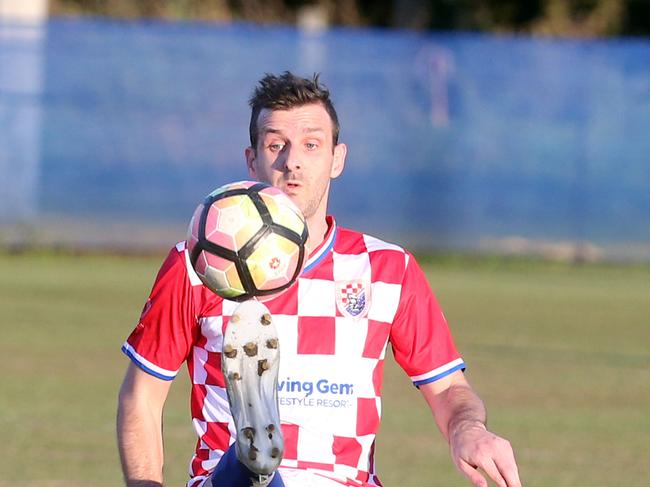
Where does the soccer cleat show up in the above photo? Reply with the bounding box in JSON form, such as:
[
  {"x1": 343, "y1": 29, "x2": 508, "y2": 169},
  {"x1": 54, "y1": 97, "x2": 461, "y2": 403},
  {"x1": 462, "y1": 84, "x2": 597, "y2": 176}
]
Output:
[{"x1": 222, "y1": 300, "x2": 284, "y2": 476}]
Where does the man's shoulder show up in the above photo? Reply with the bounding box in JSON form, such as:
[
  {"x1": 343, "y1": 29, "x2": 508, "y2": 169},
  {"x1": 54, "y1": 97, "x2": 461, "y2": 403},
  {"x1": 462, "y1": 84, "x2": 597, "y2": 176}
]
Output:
[
  {"x1": 153, "y1": 242, "x2": 225, "y2": 315},
  {"x1": 335, "y1": 225, "x2": 408, "y2": 256},
  {"x1": 154, "y1": 241, "x2": 205, "y2": 288}
]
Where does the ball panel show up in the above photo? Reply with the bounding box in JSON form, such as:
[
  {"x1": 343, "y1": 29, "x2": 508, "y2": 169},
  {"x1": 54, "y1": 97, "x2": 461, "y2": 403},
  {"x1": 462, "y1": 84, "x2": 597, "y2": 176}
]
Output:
[
  {"x1": 193, "y1": 251, "x2": 210, "y2": 277},
  {"x1": 205, "y1": 194, "x2": 263, "y2": 252},
  {"x1": 246, "y1": 233, "x2": 301, "y2": 291},
  {"x1": 259, "y1": 192, "x2": 305, "y2": 237},
  {"x1": 198, "y1": 252, "x2": 246, "y2": 298},
  {"x1": 186, "y1": 203, "x2": 203, "y2": 255},
  {"x1": 207, "y1": 180, "x2": 257, "y2": 199}
]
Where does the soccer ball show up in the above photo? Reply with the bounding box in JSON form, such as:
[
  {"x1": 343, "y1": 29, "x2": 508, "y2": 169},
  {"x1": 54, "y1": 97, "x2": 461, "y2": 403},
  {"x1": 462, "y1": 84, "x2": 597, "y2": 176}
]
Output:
[{"x1": 187, "y1": 181, "x2": 308, "y2": 301}]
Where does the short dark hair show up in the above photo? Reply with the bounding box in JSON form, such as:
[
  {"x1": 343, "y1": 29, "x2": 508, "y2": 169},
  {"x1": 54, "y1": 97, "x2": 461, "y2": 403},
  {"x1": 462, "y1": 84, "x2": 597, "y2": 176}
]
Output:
[{"x1": 248, "y1": 71, "x2": 340, "y2": 149}]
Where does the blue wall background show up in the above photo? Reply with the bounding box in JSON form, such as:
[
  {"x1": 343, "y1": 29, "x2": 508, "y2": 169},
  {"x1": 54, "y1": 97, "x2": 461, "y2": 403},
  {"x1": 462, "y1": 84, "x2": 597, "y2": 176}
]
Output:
[{"x1": 1, "y1": 18, "x2": 649, "y2": 256}]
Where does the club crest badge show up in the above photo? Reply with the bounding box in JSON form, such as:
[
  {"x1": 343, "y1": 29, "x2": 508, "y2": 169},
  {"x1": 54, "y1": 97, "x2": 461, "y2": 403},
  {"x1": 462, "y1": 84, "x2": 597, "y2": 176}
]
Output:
[{"x1": 336, "y1": 280, "x2": 371, "y2": 319}]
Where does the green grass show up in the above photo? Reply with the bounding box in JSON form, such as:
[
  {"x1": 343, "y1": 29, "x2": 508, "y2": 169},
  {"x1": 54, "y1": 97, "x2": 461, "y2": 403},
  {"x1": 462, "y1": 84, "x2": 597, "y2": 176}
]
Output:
[{"x1": 0, "y1": 251, "x2": 648, "y2": 486}]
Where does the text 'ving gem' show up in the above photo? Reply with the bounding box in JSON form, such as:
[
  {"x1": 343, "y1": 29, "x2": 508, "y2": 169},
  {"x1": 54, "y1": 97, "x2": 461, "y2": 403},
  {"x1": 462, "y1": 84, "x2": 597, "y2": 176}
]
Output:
[{"x1": 278, "y1": 378, "x2": 354, "y2": 397}]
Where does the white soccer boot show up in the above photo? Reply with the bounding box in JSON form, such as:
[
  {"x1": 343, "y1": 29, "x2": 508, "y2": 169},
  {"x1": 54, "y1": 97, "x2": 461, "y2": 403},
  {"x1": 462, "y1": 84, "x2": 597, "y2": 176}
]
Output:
[{"x1": 222, "y1": 300, "x2": 284, "y2": 476}]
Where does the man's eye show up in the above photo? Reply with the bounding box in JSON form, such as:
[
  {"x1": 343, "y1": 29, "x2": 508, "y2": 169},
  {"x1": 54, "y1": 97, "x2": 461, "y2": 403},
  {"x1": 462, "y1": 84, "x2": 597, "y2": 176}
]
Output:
[
  {"x1": 305, "y1": 143, "x2": 318, "y2": 150},
  {"x1": 269, "y1": 143, "x2": 284, "y2": 152}
]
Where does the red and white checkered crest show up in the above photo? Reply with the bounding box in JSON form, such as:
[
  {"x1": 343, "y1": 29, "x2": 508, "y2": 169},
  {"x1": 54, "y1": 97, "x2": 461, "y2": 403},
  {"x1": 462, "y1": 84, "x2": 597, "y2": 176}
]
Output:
[{"x1": 335, "y1": 279, "x2": 371, "y2": 319}]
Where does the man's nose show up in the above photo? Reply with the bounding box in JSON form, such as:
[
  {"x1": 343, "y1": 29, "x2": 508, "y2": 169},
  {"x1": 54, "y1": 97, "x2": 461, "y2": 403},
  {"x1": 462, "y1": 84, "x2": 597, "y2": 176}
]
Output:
[{"x1": 282, "y1": 145, "x2": 301, "y2": 171}]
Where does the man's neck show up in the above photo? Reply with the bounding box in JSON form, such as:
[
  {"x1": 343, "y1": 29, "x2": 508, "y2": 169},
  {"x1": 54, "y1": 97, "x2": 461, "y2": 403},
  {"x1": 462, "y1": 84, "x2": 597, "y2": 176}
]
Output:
[{"x1": 305, "y1": 215, "x2": 330, "y2": 256}]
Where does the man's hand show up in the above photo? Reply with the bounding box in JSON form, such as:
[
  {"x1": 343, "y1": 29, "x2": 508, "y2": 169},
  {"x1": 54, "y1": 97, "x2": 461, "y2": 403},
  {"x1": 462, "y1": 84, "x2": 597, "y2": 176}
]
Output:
[
  {"x1": 420, "y1": 371, "x2": 522, "y2": 487},
  {"x1": 449, "y1": 419, "x2": 521, "y2": 487}
]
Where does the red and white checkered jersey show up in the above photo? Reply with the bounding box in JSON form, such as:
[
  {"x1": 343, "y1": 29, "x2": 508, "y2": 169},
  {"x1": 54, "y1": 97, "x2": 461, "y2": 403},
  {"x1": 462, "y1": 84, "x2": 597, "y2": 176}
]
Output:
[{"x1": 122, "y1": 216, "x2": 464, "y2": 487}]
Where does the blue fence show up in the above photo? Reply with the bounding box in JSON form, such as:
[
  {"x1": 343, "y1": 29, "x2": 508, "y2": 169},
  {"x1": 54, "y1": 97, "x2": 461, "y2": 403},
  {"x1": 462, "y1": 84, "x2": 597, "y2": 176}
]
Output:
[{"x1": 1, "y1": 18, "x2": 649, "y2": 257}]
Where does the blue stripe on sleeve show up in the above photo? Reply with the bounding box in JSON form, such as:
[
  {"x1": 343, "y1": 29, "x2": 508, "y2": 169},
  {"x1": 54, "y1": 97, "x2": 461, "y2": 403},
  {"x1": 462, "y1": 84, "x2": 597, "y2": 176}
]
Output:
[
  {"x1": 413, "y1": 362, "x2": 466, "y2": 388},
  {"x1": 121, "y1": 345, "x2": 176, "y2": 381}
]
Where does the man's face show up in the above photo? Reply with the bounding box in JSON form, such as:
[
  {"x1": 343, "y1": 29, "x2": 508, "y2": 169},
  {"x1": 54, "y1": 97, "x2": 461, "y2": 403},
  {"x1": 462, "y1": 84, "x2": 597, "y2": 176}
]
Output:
[{"x1": 245, "y1": 103, "x2": 346, "y2": 220}]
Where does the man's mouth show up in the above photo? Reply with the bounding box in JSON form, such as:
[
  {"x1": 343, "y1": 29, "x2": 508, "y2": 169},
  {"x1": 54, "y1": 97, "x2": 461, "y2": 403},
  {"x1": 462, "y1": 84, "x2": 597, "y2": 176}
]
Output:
[{"x1": 284, "y1": 181, "x2": 301, "y2": 192}]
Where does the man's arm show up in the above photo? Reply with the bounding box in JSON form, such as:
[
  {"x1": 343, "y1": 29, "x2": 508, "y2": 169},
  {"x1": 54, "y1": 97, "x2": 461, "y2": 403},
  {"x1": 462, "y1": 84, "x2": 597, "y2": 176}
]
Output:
[
  {"x1": 420, "y1": 370, "x2": 521, "y2": 487},
  {"x1": 117, "y1": 361, "x2": 173, "y2": 487}
]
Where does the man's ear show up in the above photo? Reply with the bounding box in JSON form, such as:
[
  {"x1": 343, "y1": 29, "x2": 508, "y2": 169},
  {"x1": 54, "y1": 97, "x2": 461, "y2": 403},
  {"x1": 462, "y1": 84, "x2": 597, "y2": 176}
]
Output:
[
  {"x1": 245, "y1": 147, "x2": 256, "y2": 177},
  {"x1": 331, "y1": 143, "x2": 347, "y2": 179}
]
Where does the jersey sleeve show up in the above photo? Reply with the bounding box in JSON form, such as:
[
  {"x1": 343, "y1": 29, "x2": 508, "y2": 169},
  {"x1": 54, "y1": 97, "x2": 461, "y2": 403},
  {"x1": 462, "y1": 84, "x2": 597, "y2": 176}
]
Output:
[
  {"x1": 121, "y1": 246, "x2": 198, "y2": 381},
  {"x1": 390, "y1": 254, "x2": 465, "y2": 387}
]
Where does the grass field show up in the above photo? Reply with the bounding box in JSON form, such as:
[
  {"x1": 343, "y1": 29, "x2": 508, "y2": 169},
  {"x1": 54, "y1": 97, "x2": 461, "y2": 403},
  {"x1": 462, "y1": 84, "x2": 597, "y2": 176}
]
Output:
[{"x1": 0, "y1": 251, "x2": 648, "y2": 486}]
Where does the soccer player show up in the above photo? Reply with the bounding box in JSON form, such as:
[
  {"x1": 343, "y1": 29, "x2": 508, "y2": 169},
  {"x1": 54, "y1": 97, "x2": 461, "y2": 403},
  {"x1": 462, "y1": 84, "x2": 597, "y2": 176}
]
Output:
[{"x1": 117, "y1": 72, "x2": 522, "y2": 487}]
